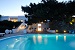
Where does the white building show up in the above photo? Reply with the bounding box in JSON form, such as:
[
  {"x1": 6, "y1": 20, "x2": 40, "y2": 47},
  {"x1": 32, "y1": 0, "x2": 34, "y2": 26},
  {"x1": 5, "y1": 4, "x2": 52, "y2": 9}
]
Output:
[
  {"x1": 28, "y1": 22, "x2": 49, "y2": 32},
  {"x1": 0, "y1": 16, "x2": 28, "y2": 22}
]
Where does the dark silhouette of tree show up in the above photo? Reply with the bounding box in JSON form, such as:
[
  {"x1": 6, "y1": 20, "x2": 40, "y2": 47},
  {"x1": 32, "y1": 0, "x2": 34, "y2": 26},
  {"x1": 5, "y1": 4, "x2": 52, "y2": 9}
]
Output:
[
  {"x1": 21, "y1": 0, "x2": 75, "y2": 25},
  {"x1": 0, "y1": 15, "x2": 2, "y2": 21}
]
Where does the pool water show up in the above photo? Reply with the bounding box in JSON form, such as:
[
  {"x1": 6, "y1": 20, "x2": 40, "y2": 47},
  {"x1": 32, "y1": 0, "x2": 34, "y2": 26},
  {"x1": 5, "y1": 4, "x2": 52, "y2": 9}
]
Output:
[{"x1": 0, "y1": 34, "x2": 75, "y2": 50}]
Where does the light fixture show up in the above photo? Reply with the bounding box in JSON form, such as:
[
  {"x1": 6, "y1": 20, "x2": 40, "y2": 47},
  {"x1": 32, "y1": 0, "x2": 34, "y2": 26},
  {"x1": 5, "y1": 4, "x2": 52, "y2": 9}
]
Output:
[
  {"x1": 45, "y1": 20, "x2": 46, "y2": 21},
  {"x1": 70, "y1": 22, "x2": 73, "y2": 25},
  {"x1": 56, "y1": 30, "x2": 58, "y2": 32},
  {"x1": 64, "y1": 30, "x2": 66, "y2": 33},
  {"x1": 41, "y1": 22, "x2": 43, "y2": 23}
]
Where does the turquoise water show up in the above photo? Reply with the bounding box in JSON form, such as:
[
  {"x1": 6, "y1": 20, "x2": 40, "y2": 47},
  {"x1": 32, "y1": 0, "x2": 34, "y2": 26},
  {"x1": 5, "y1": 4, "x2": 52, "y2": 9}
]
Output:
[{"x1": 0, "y1": 34, "x2": 75, "y2": 50}]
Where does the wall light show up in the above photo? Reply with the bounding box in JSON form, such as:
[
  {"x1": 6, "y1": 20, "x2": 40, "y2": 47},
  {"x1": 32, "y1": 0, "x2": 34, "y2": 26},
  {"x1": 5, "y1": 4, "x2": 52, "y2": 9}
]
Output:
[
  {"x1": 56, "y1": 30, "x2": 58, "y2": 32},
  {"x1": 64, "y1": 30, "x2": 67, "y2": 33}
]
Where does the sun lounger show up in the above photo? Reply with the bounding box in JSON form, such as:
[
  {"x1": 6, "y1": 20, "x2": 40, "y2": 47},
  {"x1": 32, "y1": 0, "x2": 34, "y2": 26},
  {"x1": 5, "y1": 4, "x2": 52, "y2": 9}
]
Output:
[{"x1": 0, "y1": 33, "x2": 5, "y2": 36}]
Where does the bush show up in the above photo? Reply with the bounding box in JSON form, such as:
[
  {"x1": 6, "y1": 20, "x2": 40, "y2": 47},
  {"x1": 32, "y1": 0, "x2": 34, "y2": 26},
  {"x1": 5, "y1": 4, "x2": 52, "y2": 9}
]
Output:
[{"x1": 0, "y1": 21, "x2": 22, "y2": 33}]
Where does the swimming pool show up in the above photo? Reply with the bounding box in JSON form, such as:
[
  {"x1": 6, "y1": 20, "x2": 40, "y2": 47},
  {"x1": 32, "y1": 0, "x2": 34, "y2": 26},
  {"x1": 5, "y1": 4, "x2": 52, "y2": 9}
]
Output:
[{"x1": 0, "y1": 34, "x2": 75, "y2": 50}]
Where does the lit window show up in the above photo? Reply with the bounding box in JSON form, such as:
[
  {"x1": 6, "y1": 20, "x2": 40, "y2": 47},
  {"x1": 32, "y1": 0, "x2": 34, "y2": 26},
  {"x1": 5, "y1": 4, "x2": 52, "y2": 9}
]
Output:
[{"x1": 38, "y1": 24, "x2": 41, "y2": 31}]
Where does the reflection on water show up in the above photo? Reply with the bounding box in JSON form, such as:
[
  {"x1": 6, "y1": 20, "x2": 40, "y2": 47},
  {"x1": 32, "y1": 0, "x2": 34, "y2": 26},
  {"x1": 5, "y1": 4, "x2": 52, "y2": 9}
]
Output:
[
  {"x1": 64, "y1": 36, "x2": 66, "y2": 42},
  {"x1": 44, "y1": 37, "x2": 48, "y2": 44},
  {"x1": 33, "y1": 35, "x2": 48, "y2": 44},
  {"x1": 1, "y1": 34, "x2": 75, "y2": 50},
  {"x1": 38, "y1": 35, "x2": 42, "y2": 43},
  {"x1": 33, "y1": 35, "x2": 36, "y2": 44},
  {"x1": 32, "y1": 35, "x2": 68, "y2": 45},
  {"x1": 56, "y1": 35, "x2": 58, "y2": 41},
  {"x1": 56, "y1": 35, "x2": 66, "y2": 42}
]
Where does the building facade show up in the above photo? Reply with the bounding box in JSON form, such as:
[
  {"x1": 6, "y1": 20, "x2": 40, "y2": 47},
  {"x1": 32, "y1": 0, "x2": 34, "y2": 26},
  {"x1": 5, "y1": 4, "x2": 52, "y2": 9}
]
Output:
[
  {"x1": 0, "y1": 16, "x2": 28, "y2": 22},
  {"x1": 29, "y1": 22, "x2": 49, "y2": 32}
]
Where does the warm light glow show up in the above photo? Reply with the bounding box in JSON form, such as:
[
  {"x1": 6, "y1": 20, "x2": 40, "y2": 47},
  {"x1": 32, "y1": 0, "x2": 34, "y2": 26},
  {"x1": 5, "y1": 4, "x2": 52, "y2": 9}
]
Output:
[
  {"x1": 19, "y1": 26, "x2": 25, "y2": 29},
  {"x1": 38, "y1": 24, "x2": 41, "y2": 31},
  {"x1": 70, "y1": 22, "x2": 73, "y2": 25},
  {"x1": 38, "y1": 35, "x2": 42, "y2": 43},
  {"x1": 45, "y1": 20, "x2": 46, "y2": 21},
  {"x1": 14, "y1": 19, "x2": 18, "y2": 22},
  {"x1": 9, "y1": 18, "x2": 18, "y2": 22},
  {"x1": 56, "y1": 35, "x2": 58, "y2": 41},
  {"x1": 10, "y1": 19, "x2": 18, "y2": 22},
  {"x1": 72, "y1": 19, "x2": 75, "y2": 22},
  {"x1": 38, "y1": 24, "x2": 41, "y2": 26},
  {"x1": 41, "y1": 22, "x2": 43, "y2": 23},
  {"x1": 64, "y1": 30, "x2": 67, "y2": 33},
  {"x1": 13, "y1": 26, "x2": 15, "y2": 28},
  {"x1": 33, "y1": 35, "x2": 36, "y2": 44},
  {"x1": 64, "y1": 36, "x2": 66, "y2": 42},
  {"x1": 56, "y1": 30, "x2": 58, "y2": 32}
]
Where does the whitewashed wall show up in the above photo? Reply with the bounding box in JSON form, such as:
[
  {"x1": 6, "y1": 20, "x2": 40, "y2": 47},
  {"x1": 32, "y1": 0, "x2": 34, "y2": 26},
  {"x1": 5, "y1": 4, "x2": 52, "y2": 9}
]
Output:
[{"x1": 30, "y1": 23, "x2": 49, "y2": 31}]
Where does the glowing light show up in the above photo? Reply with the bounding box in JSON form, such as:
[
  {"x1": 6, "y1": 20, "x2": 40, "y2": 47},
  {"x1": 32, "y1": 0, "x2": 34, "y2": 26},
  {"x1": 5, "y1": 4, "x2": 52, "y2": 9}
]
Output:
[
  {"x1": 56, "y1": 30, "x2": 58, "y2": 32},
  {"x1": 72, "y1": 19, "x2": 75, "y2": 22},
  {"x1": 13, "y1": 19, "x2": 18, "y2": 22},
  {"x1": 45, "y1": 20, "x2": 46, "y2": 21},
  {"x1": 38, "y1": 24, "x2": 41, "y2": 31},
  {"x1": 56, "y1": 35, "x2": 58, "y2": 41},
  {"x1": 38, "y1": 24, "x2": 41, "y2": 26},
  {"x1": 15, "y1": 39, "x2": 18, "y2": 41},
  {"x1": 11, "y1": 20, "x2": 14, "y2": 22},
  {"x1": 38, "y1": 35, "x2": 42, "y2": 43},
  {"x1": 72, "y1": 15, "x2": 75, "y2": 17},
  {"x1": 10, "y1": 19, "x2": 18, "y2": 22},
  {"x1": 21, "y1": 20, "x2": 24, "y2": 22},
  {"x1": 33, "y1": 35, "x2": 36, "y2": 44},
  {"x1": 13, "y1": 26, "x2": 15, "y2": 28},
  {"x1": 70, "y1": 22, "x2": 73, "y2": 25},
  {"x1": 64, "y1": 36, "x2": 66, "y2": 42},
  {"x1": 41, "y1": 22, "x2": 43, "y2": 23},
  {"x1": 18, "y1": 26, "x2": 25, "y2": 30},
  {"x1": 64, "y1": 30, "x2": 67, "y2": 33}
]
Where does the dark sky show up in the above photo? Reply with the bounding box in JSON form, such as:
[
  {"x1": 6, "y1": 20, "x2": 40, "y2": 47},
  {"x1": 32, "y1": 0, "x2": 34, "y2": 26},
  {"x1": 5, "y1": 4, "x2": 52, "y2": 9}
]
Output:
[{"x1": 0, "y1": 0, "x2": 70, "y2": 16}]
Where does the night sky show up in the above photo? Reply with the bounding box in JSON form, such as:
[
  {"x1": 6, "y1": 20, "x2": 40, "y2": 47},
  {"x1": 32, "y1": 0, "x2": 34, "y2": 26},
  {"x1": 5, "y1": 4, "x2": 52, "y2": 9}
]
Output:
[{"x1": 0, "y1": 0, "x2": 71, "y2": 16}]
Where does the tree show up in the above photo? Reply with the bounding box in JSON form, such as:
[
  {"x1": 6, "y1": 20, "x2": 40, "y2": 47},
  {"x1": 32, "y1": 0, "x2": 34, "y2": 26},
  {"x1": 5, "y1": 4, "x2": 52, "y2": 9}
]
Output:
[
  {"x1": 0, "y1": 15, "x2": 2, "y2": 21},
  {"x1": 21, "y1": 0, "x2": 75, "y2": 25}
]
